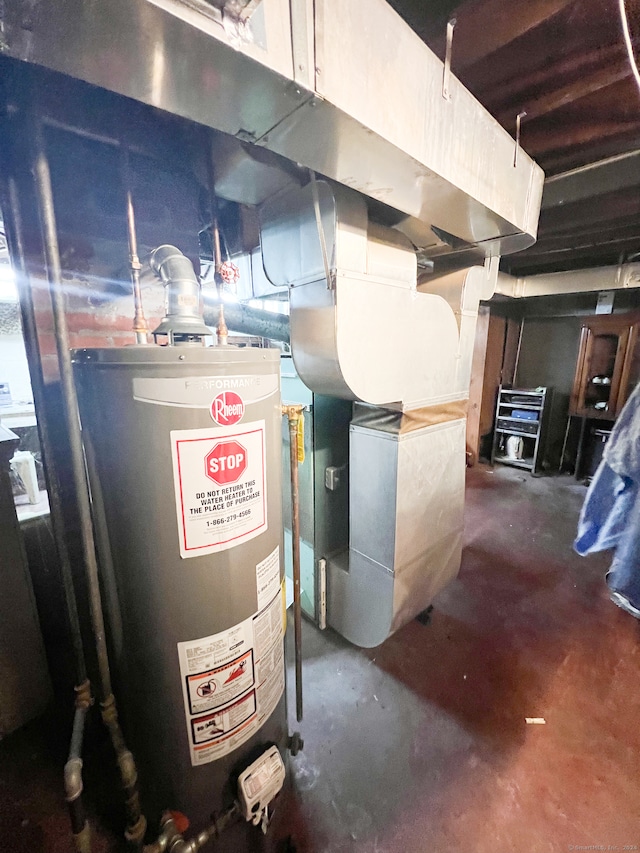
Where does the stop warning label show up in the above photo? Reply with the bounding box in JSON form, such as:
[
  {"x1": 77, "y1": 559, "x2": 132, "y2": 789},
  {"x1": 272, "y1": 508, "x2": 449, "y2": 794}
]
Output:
[{"x1": 171, "y1": 420, "x2": 267, "y2": 558}]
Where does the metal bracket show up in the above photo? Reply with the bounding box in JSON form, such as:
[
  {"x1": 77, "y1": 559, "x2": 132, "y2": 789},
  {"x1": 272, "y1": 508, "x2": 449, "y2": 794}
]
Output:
[
  {"x1": 318, "y1": 558, "x2": 327, "y2": 630},
  {"x1": 325, "y1": 464, "x2": 345, "y2": 491},
  {"x1": 309, "y1": 169, "x2": 334, "y2": 290},
  {"x1": 442, "y1": 18, "x2": 456, "y2": 101}
]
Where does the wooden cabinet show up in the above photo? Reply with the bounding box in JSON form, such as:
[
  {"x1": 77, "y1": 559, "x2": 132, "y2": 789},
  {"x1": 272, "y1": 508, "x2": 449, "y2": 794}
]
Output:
[{"x1": 570, "y1": 311, "x2": 640, "y2": 420}]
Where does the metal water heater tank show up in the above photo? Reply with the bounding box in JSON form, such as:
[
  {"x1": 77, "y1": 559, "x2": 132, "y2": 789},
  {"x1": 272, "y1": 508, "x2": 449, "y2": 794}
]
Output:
[{"x1": 72, "y1": 345, "x2": 288, "y2": 847}]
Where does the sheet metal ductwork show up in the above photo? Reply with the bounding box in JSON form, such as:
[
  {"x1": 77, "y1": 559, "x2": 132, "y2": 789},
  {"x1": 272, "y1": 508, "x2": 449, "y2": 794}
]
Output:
[
  {"x1": 261, "y1": 181, "x2": 496, "y2": 646},
  {"x1": 1, "y1": 0, "x2": 543, "y2": 264},
  {"x1": 1, "y1": 0, "x2": 545, "y2": 651},
  {"x1": 261, "y1": 180, "x2": 496, "y2": 410},
  {"x1": 495, "y1": 263, "x2": 640, "y2": 298}
]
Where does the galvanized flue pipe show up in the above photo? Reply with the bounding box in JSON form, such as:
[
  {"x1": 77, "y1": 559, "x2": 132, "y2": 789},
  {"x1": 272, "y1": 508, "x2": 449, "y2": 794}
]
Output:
[{"x1": 203, "y1": 298, "x2": 290, "y2": 344}]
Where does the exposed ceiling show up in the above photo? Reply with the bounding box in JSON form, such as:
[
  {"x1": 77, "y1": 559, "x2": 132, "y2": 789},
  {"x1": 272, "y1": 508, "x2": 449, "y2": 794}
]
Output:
[{"x1": 389, "y1": 0, "x2": 640, "y2": 276}]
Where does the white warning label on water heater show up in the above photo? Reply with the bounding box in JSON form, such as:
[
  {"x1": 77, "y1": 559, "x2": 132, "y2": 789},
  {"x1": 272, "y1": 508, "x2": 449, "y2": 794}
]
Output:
[
  {"x1": 170, "y1": 421, "x2": 267, "y2": 559},
  {"x1": 177, "y1": 588, "x2": 285, "y2": 766}
]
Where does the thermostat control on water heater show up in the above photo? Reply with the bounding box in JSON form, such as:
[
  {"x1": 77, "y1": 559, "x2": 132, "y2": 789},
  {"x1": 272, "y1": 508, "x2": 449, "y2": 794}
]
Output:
[{"x1": 238, "y1": 746, "x2": 286, "y2": 832}]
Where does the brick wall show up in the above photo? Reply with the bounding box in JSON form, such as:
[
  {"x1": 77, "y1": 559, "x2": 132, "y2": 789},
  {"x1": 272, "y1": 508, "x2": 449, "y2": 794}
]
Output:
[{"x1": 31, "y1": 270, "x2": 167, "y2": 383}]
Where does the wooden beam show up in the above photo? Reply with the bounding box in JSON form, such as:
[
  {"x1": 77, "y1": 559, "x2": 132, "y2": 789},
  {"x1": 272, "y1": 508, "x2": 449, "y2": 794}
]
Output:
[
  {"x1": 427, "y1": 0, "x2": 576, "y2": 69},
  {"x1": 482, "y1": 43, "x2": 625, "y2": 111},
  {"x1": 497, "y1": 62, "x2": 631, "y2": 124},
  {"x1": 540, "y1": 195, "x2": 640, "y2": 234},
  {"x1": 530, "y1": 222, "x2": 640, "y2": 251},
  {"x1": 506, "y1": 239, "x2": 640, "y2": 274},
  {"x1": 523, "y1": 120, "x2": 640, "y2": 156},
  {"x1": 541, "y1": 128, "x2": 640, "y2": 174},
  {"x1": 542, "y1": 149, "x2": 640, "y2": 208}
]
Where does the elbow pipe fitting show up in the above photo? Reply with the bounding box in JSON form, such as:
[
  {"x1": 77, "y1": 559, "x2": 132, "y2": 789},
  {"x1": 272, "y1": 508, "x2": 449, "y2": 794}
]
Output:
[
  {"x1": 150, "y1": 245, "x2": 199, "y2": 288},
  {"x1": 150, "y1": 245, "x2": 211, "y2": 340},
  {"x1": 64, "y1": 757, "x2": 84, "y2": 804},
  {"x1": 117, "y1": 749, "x2": 138, "y2": 790}
]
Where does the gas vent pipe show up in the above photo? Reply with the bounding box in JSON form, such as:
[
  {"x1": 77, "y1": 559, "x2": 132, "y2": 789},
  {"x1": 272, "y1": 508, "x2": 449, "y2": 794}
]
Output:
[{"x1": 150, "y1": 245, "x2": 212, "y2": 344}]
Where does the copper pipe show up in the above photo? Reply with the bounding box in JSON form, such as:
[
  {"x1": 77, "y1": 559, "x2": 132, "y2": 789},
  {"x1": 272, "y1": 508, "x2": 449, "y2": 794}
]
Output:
[
  {"x1": 122, "y1": 149, "x2": 148, "y2": 345},
  {"x1": 282, "y1": 404, "x2": 304, "y2": 722},
  {"x1": 206, "y1": 139, "x2": 228, "y2": 346}
]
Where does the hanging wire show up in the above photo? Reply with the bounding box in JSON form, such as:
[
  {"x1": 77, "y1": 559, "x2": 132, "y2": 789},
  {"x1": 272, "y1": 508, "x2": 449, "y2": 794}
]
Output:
[{"x1": 619, "y1": 0, "x2": 640, "y2": 93}]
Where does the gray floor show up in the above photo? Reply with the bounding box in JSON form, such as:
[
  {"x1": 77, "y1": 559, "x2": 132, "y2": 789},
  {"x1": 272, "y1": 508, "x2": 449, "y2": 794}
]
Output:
[
  {"x1": 283, "y1": 465, "x2": 640, "y2": 852},
  {"x1": 2, "y1": 464, "x2": 639, "y2": 852}
]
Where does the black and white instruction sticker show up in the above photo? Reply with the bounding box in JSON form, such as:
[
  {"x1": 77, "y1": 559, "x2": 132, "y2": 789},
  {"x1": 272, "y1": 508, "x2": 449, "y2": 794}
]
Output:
[
  {"x1": 256, "y1": 546, "x2": 280, "y2": 611},
  {"x1": 171, "y1": 421, "x2": 267, "y2": 559},
  {"x1": 177, "y1": 588, "x2": 285, "y2": 766}
]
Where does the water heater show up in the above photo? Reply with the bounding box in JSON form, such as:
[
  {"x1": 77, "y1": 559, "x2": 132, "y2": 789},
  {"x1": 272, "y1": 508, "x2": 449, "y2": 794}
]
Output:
[{"x1": 72, "y1": 344, "x2": 288, "y2": 847}]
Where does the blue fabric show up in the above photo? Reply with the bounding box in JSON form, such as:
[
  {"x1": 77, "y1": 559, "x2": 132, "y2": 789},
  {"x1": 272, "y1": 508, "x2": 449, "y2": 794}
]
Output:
[
  {"x1": 574, "y1": 381, "x2": 640, "y2": 610},
  {"x1": 607, "y1": 484, "x2": 640, "y2": 607},
  {"x1": 573, "y1": 461, "x2": 636, "y2": 555},
  {"x1": 604, "y1": 380, "x2": 640, "y2": 479}
]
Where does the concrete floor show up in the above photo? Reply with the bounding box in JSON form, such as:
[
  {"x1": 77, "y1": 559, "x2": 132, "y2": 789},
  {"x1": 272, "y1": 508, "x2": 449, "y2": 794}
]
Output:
[{"x1": 2, "y1": 464, "x2": 639, "y2": 852}]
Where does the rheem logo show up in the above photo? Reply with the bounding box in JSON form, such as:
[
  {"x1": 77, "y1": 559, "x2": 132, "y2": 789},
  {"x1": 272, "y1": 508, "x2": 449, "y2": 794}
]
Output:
[
  {"x1": 210, "y1": 392, "x2": 244, "y2": 426},
  {"x1": 205, "y1": 440, "x2": 247, "y2": 485}
]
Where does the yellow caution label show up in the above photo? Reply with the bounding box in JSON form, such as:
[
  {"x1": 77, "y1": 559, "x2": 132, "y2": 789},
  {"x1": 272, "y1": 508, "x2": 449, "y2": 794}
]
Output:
[{"x1": 297, "y1": 413, "x2": 305, "y2": 464}]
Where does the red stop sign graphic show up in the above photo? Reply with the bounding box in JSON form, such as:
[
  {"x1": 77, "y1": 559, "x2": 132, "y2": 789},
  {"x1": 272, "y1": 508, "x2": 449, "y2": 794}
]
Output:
[{"x1": 205, "y1": 440, "x2": 247, "y2": 485}]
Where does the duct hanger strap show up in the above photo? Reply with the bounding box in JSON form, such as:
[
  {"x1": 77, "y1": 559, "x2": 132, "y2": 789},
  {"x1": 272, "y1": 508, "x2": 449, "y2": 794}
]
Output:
[
  {"x1": 309, "y1": 170, "x2": 335, "y2": 290},
  {"x1": 442, "y1": 18, "x2": 456, "y2": 101}
]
